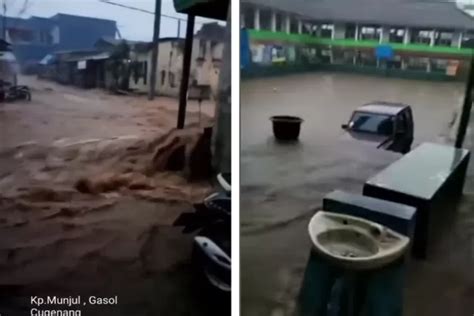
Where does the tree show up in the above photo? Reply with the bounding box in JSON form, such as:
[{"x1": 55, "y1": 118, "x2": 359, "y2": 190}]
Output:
[
  {"x1": 107, "y1": 40, "x2": 131, "y2": 91},
  {"x1": 2, "y1": 0, "x2": 32, "y2": 39}
]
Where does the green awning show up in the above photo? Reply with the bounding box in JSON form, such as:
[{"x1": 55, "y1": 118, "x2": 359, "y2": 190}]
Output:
[{"x1": 173, "y1": 0, "x2": 228, "y2": 20}]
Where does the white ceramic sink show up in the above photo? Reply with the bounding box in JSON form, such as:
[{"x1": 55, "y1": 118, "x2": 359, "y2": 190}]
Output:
[{"x1": 308, "y1": 211, "x2": 410, "y2": 270}]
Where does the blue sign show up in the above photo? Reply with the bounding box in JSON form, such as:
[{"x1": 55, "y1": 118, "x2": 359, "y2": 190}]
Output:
[
  {"x1": 375, "y1": 45, "x2": 394, "y2": 60},
  {"x1": 240, "y1": 28, "x2": 251, "y2": 69}
]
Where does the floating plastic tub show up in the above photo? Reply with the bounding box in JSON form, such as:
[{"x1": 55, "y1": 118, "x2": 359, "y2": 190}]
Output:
[{"x1": 270, "y1": 115, "x2": 303, "y2": 141}]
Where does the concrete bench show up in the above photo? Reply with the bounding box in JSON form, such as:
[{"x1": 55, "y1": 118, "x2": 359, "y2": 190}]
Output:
[
  {"x1": 363, "y1": 142, "x2": 470, "y2": 259},
  {"x1": 323, "y1": 190, "x2": 416, "y2": 239}
]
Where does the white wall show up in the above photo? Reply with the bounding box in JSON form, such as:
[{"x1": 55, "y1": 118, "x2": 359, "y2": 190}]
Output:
[{"x1": 129, "y1": 38, "x2": 223, "y2": 99}]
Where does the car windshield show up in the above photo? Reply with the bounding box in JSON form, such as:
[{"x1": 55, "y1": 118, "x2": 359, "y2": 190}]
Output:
[{"x1": 349, "y1": 111, "x2": 394, "y2": 135}]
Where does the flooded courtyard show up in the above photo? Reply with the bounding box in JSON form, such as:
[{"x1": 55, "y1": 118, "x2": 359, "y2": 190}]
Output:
[
  {"x1": 241, "y1": 72, "x2": 464, "y2": 148},
  {"x1": 241, "y1": 73, "x2": 473, "y2": 316}
]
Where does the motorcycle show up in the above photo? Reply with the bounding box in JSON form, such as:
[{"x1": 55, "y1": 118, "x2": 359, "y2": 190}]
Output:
[
  {"x1": 5, "y1": 85, "x2": 31, "y2": 102},
  {"x1": 0, "y1": 80, "x2": 31, "y2": 102},
  {"x1": 173, "y1": 173, "x2": 231, "y2": 293}
]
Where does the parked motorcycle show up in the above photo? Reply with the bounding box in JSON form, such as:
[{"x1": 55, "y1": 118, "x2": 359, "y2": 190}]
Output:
[
  {"x1": 0, "y1": 80, "x2": 31, "y2": 102},
  {"x1": 173, "y1": 173, "x2": 231, "y2": 294},
  {"x1": 5, "y1": 85, "x2": 31, "y2": 102}
]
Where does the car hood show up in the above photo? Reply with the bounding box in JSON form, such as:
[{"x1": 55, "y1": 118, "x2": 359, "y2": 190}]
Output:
[{"x1": 340, "y1": 131, "x2": 391, "y2": 148}]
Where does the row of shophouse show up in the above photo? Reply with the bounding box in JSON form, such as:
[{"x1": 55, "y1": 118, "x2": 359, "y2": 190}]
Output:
[
  {"x1": 37, "y1": 22, "x2": 225, "y2": 98},
  {"x1": 241, "y1": 0, "x2": 474, "y2": 80}
]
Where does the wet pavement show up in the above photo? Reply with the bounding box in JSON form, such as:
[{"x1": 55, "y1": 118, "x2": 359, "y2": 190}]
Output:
[
  {"x1": 241, "y1": 73, "x2": 473, "y2": 315},
  {"x1": 0, "y1": 76, "x2": 227, "y2": 315}
]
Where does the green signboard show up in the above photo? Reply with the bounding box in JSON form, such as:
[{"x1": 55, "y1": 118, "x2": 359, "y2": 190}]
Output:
[{"x1": 173, "y1": 0, "x2": 228, "y2": 20}]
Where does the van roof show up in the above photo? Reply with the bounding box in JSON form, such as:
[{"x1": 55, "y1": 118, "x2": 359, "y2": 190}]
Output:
[{"x1": 356, "y1": 102, "x2": 410, "y2": 115}]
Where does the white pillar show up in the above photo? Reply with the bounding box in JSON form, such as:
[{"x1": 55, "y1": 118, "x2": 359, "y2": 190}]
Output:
[
  {"x1": 380, "y1": 27, "x2": 390, "y2": 43},
  {"x1": 430, "y1": 30, "x2": 436, "y2": 46},
  {"x1": 426, "y1": 59, "x2": 432, "y2": 72},
  {"x1": 285, "y1": 15, "x2": 291, "y2": 33},
  {"x1": 452, "y1": 31, "x2": 463, "y2": 48},
  {"x1": 403, "y1": 27, "x2": 411, "y2": 44},
  {"x1": 240, "y1": 13, "x2": 245, "y2": 28},
  {"x1": 271, "y1": 11, "x2": 276, "y2": 32},
  {"x1": 315, "y1": 25, "x2": 322, "y2": 37},
  {"x1": 355, "y1": 24, "x2": 359, "y2": 40},
  {"x1": 298, "y1": 20, "x2": 303, "y2": 34},
  {"x1": 254, "y1": 8, "x2": 260, "y2": 30},
  {"x1": 401, "y1": 59, "x2": 407, "y2": 70}
]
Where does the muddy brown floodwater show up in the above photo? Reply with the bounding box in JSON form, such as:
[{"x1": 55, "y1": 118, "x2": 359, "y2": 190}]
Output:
[{"x1": 0, "y1": 76, "x2": 227, "y2": 315}]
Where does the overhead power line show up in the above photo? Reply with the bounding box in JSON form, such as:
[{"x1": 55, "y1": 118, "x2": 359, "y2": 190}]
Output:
[{"x1": 97, "y1": 0, "x2": 205, "y2": 24}]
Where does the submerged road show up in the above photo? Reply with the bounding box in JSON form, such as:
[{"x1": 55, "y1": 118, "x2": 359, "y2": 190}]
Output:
[
  {"x1": 0, "y1": 76, "x2": 224, "y2": 316},
  {"x1": 241, "y1": 73, "x2": 472, "y2": 316}
]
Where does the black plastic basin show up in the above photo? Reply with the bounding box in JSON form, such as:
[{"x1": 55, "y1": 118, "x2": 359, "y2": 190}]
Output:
[{"x1": 270, "y1": 115, "x2": 303, "y2": 141}]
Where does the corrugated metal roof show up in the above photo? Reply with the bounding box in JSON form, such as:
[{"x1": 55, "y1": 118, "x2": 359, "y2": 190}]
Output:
[
  {"x1": 242, "y1": 0, "x2": 474, "y2": 30},
  {"x1": 64, "y1": 51, "x2": 111, "y2": 62}
]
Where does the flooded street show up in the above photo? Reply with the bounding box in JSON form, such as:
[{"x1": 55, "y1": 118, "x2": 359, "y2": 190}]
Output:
[
  {"x1": 1, "y1": 75, "x2": 215, "y2": 148},
  {"x1": 0, "y1": 76, "x2": 224, "y2": 315},
  {"x1": 241, "y1": 73, "x2": 473, "y2": 316}
]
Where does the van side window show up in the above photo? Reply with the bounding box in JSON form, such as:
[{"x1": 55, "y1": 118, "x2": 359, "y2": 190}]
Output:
[{"x1": 397, "y1": 113, "x2": 408, "y2": 133}]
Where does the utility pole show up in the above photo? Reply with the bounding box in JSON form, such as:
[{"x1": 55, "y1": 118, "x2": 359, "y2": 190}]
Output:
[
  {"x1": 212, "y1": 7, "x2": 231, "y2": 173},
  {"x1": 148, "y1": 0, "x2": 162, "y2": 101},
  {"x1": 2, "y1": 0, "x2": 7, "y2": 40},
  {"x1": 455, "y1": 54, "x2": 474, "y2": 148},
  {"x1": 176, "y1": 14, "x2": 195, "y2": 128},
  {"x1": 177, "y1": 19, "x2": 181, "y2": 38}
]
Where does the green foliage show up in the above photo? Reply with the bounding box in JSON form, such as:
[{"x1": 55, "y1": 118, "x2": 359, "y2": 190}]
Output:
[{"x1": 107, "y1": 40, "x2": 132, "y2": 90}]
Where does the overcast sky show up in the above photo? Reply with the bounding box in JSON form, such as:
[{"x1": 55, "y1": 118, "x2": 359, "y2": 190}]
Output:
[{"x1": 5, "y1": 0, "x2": 220, "y2": 41}]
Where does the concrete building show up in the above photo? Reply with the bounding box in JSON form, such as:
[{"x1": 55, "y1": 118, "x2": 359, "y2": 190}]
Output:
[
  {"x1": 3, "y1": 14, "x2": 117, "y2": 69},
  {"x1": 241, "y1": 0, "x2": 474, "y2": 80},
  {"x1": 127, "y1": 23, "x2": 225, "y2": 99}
]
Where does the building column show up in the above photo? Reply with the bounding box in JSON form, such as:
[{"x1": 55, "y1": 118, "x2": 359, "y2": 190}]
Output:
[
  {"x1": 240, "y1": 13, "x2": 245, "y2": 28},
  {"x1": 355, "y1": 24, "x2": 359, "y2": 40},
  {"x1": 253, "y1": 8, "x2": 260, "y2": 30},
  {"x1": 298, "y1": 20, "x2": 303, "y2": 34},
  {"x1": 271, "y1": 11, "x2": 276, "y2": 32},
  {"x1": 401, "y1": 59, "x2": 407, "y2": 70},
  {"x1": 430, "y1": 30, "x2": 436, "y2": 46},
  {"x1": 403, "y1": 27, "x2": 410, "y2": 44},
  {"x1": 315, "y1": 25, "x2": 322, "y2": 37},
  {"x1": 380, "y1": 26, "x2": 390, "y2": 43},
  {"x1": 426, "y1": 58, "x2": 432, "y2": 72},
  {"x1": 333, "y1": 23, "x2": 346, "y2": 40},
  {"x1": 285, "y1": 15, "x2": 291, "y2": 33},
  {"x1": 452, "y1": 31, "x2": 463, "y2": 48}
]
